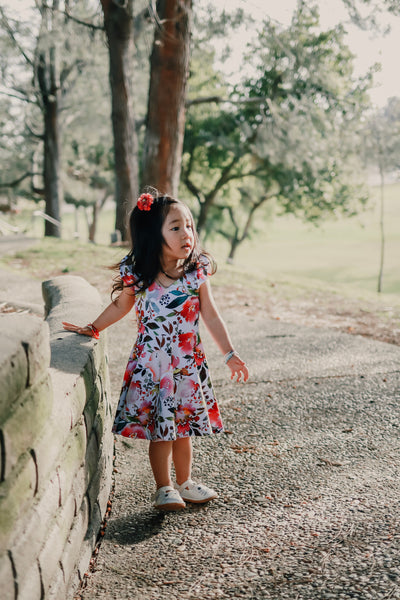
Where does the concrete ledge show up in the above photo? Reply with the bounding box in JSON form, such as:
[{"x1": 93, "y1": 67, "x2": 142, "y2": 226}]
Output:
[{"x1": 0, "y1": 275, "x2": 113, "y2": 600}]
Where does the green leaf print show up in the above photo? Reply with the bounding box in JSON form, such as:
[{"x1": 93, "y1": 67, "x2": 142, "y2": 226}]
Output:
[{"x1": 166, "y1": 296, "x2": 187, "y2": 309}]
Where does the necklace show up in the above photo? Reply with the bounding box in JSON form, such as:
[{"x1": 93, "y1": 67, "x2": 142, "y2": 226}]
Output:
[
  {"x1": 161, "y1": 268, "x2": 176, "y2": 280},
  {"x1": 161, "y1": 267, "x2": 183, "y2": 280}
]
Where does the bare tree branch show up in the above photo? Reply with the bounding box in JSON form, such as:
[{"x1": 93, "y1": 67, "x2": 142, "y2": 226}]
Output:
[
  {"x1": 186, "y1": 95, "x2": 271, "y2": 108},
  {"x1": 0, "y1": 172, "x2": 40, "y2": 189},
  {"x1": 0, "y1": 7, "x2": 34, "y2": 67},
  {"x1": 0, "y1": 89, "x2": 36, "y2": 104},
  {"x1": 25, "y1": 122, "x2": 44, "y2": 140},
  {"x1": 41, "y1": 3, "x2": 104, "y2": 31}
]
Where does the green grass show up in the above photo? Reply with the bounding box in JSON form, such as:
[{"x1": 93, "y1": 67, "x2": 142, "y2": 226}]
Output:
[
  {"x1": 2, "y1": 182, "x2": 399, "y2": 302},
  {"x1": 208, "y1": 182, "x2": 400, "y2": 299}
]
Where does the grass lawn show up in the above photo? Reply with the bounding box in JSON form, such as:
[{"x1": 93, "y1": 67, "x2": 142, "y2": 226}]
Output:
[
  {"x1": 209, "y1": 182, "x2": 400, "y2": 299},
  {"x1": 1, "y1": 182, "x2": 399, "y2": 306}
]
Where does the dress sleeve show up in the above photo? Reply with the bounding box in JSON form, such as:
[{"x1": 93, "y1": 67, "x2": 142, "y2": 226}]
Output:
[
  {"x1": 193, "y1": 255, "x2": 212, "y2": 289},
  {"x1": 119, "y1": 256, "x2": 137, "y2": 288}
]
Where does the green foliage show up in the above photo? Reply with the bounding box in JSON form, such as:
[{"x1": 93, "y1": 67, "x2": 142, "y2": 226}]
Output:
[
  {"x1": 342, "y1": 0, "x2": 400, "y2": 31},
  {"x1": 0, "y1": 1, "x2": 110, "y2": 203},
  {"x1": 183, "y1": 1, "x2": 373, "y2": 256},
  {"x1": 363, "y1": 97, "x2": 400, "y2": 172}
]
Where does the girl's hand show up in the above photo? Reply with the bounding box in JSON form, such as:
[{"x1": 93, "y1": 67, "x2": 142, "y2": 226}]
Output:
[
  {"x1": 62, "y1": 322, "x2": 96, "y2": 337},
  {"x1": 227, "y1": 354, "x2": 249, "y2": 383}
]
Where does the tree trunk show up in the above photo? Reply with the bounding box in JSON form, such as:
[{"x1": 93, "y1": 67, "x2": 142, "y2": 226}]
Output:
[
  {"x1": 88, "y1": 202, "x2": 98, "y2": 243},
  {"x1": 36, "y1": 1, "x2": 62, "y2": 237},
  {"x1": 43, "y1": 97, "x2": 61, "y2": 237},
  {"x1": 377, "y1": 162, "x2": 385, "y2": 293},
  {"x1": 101, "y1": 0, "x2": 139, "y2": 240},
  {"x1": 141, "y1": 0, "x2": 192, "y2": 196},
  {"x1": 197, "y1": 198, "x2": 211, "y2": 235}
]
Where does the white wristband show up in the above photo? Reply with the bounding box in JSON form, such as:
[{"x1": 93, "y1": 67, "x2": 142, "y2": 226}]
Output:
[{"x1": 224, "y1": 350, "x2": 235, "y2": 364}]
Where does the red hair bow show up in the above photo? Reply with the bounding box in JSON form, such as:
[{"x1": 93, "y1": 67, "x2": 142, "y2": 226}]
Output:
[{"x1": 137, "y1": 193, "x2": 154, "y2": 211}]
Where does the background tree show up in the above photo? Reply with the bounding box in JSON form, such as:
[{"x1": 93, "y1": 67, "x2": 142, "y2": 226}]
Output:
[
  {"x1": 100, "y1": 0, "x2": 139, "y2": 240},
  {"x1": 0, "y1": 1, "x2": 104, "y2": 236},
  {"x1": 141, "y1": 0, "x2": 192, "y2": 196},
  {"x1": 64, "y1": 140, "x2": 114, "y2": 242},
  {"x1": 362, "y1": 97, "x2": 400, "y2": 292},
  {"x1": 183, "y1": 2, "x2": 372, "y2": 258}
]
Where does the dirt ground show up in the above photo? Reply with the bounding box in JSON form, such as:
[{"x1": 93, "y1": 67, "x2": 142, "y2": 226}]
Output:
[
  {"x1": 1, "y1": 239, "x2": 399, "y2": 349},
  {"x1": 210, "y1": 283, "x2": 400, "y2": 349}
]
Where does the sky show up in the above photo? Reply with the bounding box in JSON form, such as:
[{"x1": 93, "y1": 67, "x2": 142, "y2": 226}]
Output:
[
  {"x1": 6, "y1": 0, "x2": 400, "y2": 107},
  {"x1": 210, "y1": 0, "x2": 400, "y2": 107}
]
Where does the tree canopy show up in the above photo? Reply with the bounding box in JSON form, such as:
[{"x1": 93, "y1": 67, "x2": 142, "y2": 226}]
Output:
[
  {"x1": 182, "y1": 3, "x2": 372, "y2": 257},
  {"x1": 1, "y1": 0, "x2": 395, "y2": 256}
]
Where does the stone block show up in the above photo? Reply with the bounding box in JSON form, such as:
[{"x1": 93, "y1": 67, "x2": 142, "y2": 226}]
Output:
[
  {"x1": 83, "y1": 377, "x2": 100, "y2": 439},
  {"x1": 91, "y1": 334, "x2": 108, "y2": 375},
  {"x1": 9, "y1": 474, "x2": 60, "y2": 570},
  {"x1": 0, "y1": 452, "x2": 37, "y2": 553},
  {"x1": 85, "y1": 430, "x2": 100, "y2": 489},
  {"x1": 87, "y1": 440, "x2": 113, "y2": 521},
  {"x1": 2, "y1": 375, "x2": 52, "y2": 481},
  {"x1": 57, "y1": 419, "x2": 87, "y2": 505},
  {"x1": 38, "y1": 492, "x2": 76, "y2": 595},
  {"x1": 69, "y1": 376, "x2": 87, "y2": 431},
  {"x1": 17, "y1": 559, "x2": 42, "y2": 600},
  {"x1": 84, "y1": 499, "x2": 102, "y2": 549},
  {"x1": 69, "y1": 463, "x2": 87, "y2": 516},
  {"x1": 0, "y1": 315, "x2": 50, "y2": 421},
  {"x1": 22, "y1": 318, "x2": 50, "y2": 388},
  {"x1": 33, "y1": 411, "x2": 85, "y2": 499},
  {"x1": 0, "y1": 551, "x2": 16, "y2": 600},
  {"x1": 72, "y1": 497, "x2": 101, "y2": 584},
  {"x1": 42, "y1": 275, "x2": 102, "y2": 325},
  {"x1": 0, "y1": 321, "x2": 28, "y2": 424},
  {"x1": 60, "y1": 495, "x2": 89, "y2": 589},
  {"x1": 47, "y1": 563, "x2": 67, "y2": 600}
]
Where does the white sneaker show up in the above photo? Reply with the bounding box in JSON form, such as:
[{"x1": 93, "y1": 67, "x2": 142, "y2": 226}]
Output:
[
  {"x1": 152, "y1": 485, "x2": 186, "y2": 511},
  {"x1": 175, "y1": 479, "x2": 218, "y2": 504}
]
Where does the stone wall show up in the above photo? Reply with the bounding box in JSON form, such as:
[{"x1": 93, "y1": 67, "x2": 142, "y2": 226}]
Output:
[{"x1": 0, "y1": 275, "x2": 113, "y2": 600}]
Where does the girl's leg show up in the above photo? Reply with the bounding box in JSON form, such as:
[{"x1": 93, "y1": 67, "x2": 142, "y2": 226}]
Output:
[
  {"x1": 149, "y1": 441, "x2": 173, "y2": 489},
  {"x1": 172, "y1": 437, "x2": 192, "y2": 485}
]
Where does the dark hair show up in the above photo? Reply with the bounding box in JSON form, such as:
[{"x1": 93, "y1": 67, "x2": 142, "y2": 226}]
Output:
[{"x1": 111, "y1": 193, "x2": 215, "y2": 298}]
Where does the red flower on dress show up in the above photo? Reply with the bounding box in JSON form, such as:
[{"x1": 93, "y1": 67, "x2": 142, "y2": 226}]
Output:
[
  {"x1": 137, "y1": 193, "x2": 154, "y2": 211},
  {"x1": 193, "y1": 345, "x2": 204, "y2": 366},
  {"x1": 136, "y1": 399, "x2": 152, "y2": 424},
  {"x1": 122, "y1": 272, "x2": 135, "y2": 286},
  {"x1": 160, "y1": 375, "x2": 174, "y2": 396},
  {"x1": 181, "y1": 298, "x2": 199, "y2": 323},
  {"x1": 178, "y1": 332, "x2": 196, "y2": 354},
  {"x1": 120, "y1": 423, "x2": 146, "y2": 439}
]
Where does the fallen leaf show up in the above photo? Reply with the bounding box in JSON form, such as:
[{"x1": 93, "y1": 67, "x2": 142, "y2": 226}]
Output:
[{"x1": 317, "y1": 457, "x2": 343, "y2": 467}]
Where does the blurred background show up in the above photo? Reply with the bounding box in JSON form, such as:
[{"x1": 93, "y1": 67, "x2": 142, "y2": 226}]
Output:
[{"x1": 0, "y1": 0, "x2": 399, "y2": 301}]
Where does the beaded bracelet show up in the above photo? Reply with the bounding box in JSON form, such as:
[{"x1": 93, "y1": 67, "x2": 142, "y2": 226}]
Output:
[
  {"x1": 87, "y1": 323, "x2": 100, "y2": 339},
  {"x1": 224, "y1": 350, "x2": 236, "y2": 364}
]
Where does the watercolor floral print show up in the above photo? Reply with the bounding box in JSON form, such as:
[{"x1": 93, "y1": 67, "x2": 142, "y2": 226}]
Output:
[{"x1": 112, "y1": 256, "x2": 224, "y2": 441}]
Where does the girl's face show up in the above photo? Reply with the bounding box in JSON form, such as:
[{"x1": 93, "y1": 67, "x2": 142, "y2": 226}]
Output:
[{"x1": 161, "y1": 203, "x2": 195, "y2": 263}]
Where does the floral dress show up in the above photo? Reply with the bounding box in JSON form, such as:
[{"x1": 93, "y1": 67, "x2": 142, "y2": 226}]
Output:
[{"x1": 112, "y1": 255, "x2": 224, "y2": 441}]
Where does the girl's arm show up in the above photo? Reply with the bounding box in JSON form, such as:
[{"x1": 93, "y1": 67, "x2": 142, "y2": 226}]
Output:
[
  {"x1": 63, "y1": 287, "x2": 135, "y2": 337},
  {"x1": 199, "y1": 280, "x2": 249, "y2": 382}
]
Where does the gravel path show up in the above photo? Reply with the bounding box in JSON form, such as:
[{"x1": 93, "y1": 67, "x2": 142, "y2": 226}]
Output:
[
  {"x1": 79, "y1": 307, "x2": 400, "y2": 600},
  {"x1": 2, "y1": 258, "x2": 399, "y2": 600}
]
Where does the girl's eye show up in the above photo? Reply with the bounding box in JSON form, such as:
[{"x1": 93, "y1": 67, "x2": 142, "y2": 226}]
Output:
[{"x1": 171, "y1": 226, "x2": 179, "y2": 231}]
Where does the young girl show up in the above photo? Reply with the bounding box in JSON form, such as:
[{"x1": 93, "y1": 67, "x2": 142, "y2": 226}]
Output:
[{"x1": 63, "y1": 192, "x2": 248, "y2": 511}]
